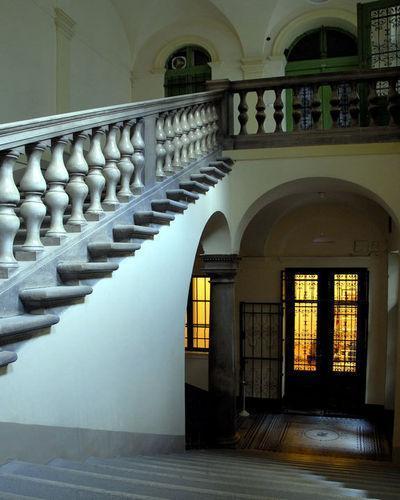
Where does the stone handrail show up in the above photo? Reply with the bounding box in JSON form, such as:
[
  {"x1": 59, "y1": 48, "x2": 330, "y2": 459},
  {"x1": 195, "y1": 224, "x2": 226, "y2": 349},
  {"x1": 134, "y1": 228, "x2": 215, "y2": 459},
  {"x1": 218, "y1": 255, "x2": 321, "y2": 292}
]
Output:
[
  {"x1": 207, "y1": 67, "x2": 400, "y2": 148},
  {"x1": 0, "y1": 90, "x2": 223, "y2": 274}
]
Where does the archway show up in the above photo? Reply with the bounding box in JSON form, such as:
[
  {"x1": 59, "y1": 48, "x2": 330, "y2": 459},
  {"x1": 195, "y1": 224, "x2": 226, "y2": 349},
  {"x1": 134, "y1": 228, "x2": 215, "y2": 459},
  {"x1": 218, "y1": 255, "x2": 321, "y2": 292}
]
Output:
[{"x1": 235, "y1": 178, "x2": 397, "y2": 459}]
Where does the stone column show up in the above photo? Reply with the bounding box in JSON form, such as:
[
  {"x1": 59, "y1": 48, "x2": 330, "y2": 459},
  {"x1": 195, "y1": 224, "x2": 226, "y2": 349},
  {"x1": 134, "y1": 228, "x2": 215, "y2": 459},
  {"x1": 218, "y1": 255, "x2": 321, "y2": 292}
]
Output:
[{"x1": 202, "y1": 254, "x2": 240, "y2": 447}]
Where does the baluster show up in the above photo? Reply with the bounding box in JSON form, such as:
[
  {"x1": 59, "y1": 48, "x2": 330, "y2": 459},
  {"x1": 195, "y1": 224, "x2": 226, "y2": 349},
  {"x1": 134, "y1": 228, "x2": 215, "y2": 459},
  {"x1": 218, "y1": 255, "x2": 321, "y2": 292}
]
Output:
[
  {"x1": 194, "y1": 106, "x2": 203, "y2": 158},
  {"x1": 155, "y1": 114, "x2": 167, "y2": 180},
  {"x1": 387, "y1": 78, "x2": 399, "y2": 126},
  {"x1": 188, "y1": 107, "x2": 197, "y2": 160},
  {"x1": 103, "y1": 122, "x2": 122, "y2": 210},
  {"x1": 368, "y1": 80, "x2": 380, "y2": 126},
  {"x1": 255, "y1": 89, "x2": 266, "y2": 134},
  {"x1": 205, "y1": 105, "x2": 214, "y2": 150},
  {"x1": 329, "y1": 84, "x2": 341, "y2": 128},
  {"x1": 117, "y1": 120, "x2": 135, "y2": 201},
  {"x1": 238, "y1": 91, "x2": 248, "y2": 135},
  {"x1": 163, "y1": 112, "x2": 175, "y2": 175},
  {"x1": 0, "y1": 148, "x2": 23, "y2": 270},
  {"x1": 349, "y1": 82, "x2": 360, "y2": 127},
  {"x1": 180, "y1": 108, "x2": 190, "y2": 167},
  {"x1": 273, "y1": 88, "x2": 284, "y2": 133},
  {"x1": 66, "y1": 131, "x2": 90, "y2": 227},
  {"x1": 200, "y1": 106, "x2": 209, "y2": 154},
  {"x1": 20, "y1": 141, "x2": 49, "y2": 250},
  {"x1": 172, "y1": 110, "x2": 183, "y2": 170},
  {"x1": 212, "y1": 104, "x2": 219, "y2": 147},
  {"x1": 311, "y1": 84, "x2": 322, "y2": 129},
  {"x1": 86, "y1": 126, "x2": 107, "y2": 218},
  {"x1": 44, "y1": 135, "x2": 71, "y2": 237},
  {"x1": 292, "y1": 87, "x2": 302, "y2": 131},
  {"x1": 131, "y1": 119, "x2": 145, "y2": 194}
]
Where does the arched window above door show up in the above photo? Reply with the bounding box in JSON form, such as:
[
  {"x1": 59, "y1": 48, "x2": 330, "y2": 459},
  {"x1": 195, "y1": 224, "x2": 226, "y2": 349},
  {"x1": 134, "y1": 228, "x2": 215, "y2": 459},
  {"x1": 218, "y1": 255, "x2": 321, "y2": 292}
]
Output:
[
  {"x1": 164, "y1": 45, "x2": 211, "y2": 97},
  {"x1": 285, "y1": 26, "x2": 358, "y2": 62}
]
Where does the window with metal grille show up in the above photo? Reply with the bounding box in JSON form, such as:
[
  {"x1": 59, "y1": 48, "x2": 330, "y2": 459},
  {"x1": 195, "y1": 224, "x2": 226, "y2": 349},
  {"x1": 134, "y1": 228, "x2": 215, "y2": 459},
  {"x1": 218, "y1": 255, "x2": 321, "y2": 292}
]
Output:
[{"x1": 185, "y1": 276, "x2": 210, "y2": 351}]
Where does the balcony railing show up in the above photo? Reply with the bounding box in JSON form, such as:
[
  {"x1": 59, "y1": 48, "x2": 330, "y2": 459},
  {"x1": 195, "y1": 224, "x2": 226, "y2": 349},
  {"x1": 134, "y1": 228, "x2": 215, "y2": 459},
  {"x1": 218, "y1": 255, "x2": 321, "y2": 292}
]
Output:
[{"x1": 207, "y1": 67, "x2": 400, "y2": 149}]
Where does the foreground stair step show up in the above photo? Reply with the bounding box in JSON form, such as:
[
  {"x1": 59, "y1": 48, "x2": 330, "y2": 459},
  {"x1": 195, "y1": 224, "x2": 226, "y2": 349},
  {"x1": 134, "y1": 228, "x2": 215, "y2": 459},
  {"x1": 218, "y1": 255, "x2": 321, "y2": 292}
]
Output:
[
  {"x1": 57, "y1": 262, "x2": 119, "y2": 281},
  {"x1": 85, "y1": 457, "x2": 356, "y2": 494},
  {"x1": 200, "y1": 167, "x2": 225, "y2": 179},
  {"x1": 0, "y1": 471, "x2": 151, "y2": 499},
  {"x1": 0, "y1": 350, "x2": 18, "y2": 368},
  {"x1": 0, "y1": 314, "x2": 59, "y2": 344},
  {"x1": 0, "y1": 461, "x2": 361, "y2": 500},
  {"x1": 20, "y1": 286, "x2": 93, "y2": 310},
  {"x1": 88, "y1": 242, "x2": 141, "y2": 258},
  {"x1": 151, "y1": 199, "x2": 188, "y2": 213},
  {"x1": 179, "y1": 181, "x2": 209, "y2": 194},
  {"x1": 217, "y1": 156, "x2": 234, "y2": 166},
  {"x1": 113, "y1": 225, "x2": 159, "y2": 241},
  {"x1": 208, "y1": 160, "x2": 232, "y2": 173},
  {"x1": 50, "y1": 458, "x2": 359, "y2": 499},
  {"x1": 166, "y1": 189, "x2": 199, "y2": 203},
  {"x1": 190, "y1": 173, "x2": 218, "y2": 186},
  {"x1": 134, "y1": 211, "x2": 175, "y2": 226}
]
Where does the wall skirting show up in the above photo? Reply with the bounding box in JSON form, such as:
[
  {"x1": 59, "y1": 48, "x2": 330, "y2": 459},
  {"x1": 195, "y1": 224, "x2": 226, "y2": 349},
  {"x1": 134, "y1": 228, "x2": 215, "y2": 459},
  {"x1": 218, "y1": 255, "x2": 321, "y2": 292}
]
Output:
[{"x1": 0, "y1": 422, "x2": 184, "y2": 464}]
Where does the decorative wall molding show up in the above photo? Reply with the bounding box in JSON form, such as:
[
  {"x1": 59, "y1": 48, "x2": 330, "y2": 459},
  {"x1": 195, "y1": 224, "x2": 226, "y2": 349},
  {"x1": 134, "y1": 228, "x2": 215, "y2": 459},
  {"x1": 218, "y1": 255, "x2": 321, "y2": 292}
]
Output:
[{"x1": 54, "y1": 8, "x2": 76, "y2": 40}]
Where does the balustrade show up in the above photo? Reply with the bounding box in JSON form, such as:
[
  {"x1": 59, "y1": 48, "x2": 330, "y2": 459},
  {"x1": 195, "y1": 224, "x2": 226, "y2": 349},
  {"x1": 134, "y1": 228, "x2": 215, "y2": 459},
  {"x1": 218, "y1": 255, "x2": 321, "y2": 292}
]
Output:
[
  {"x1": 0, "y1": 92, "x2": 221, "y2": 276},
  {"x1": 207, "y1": 67, "x2": 399, "y2": 148}
]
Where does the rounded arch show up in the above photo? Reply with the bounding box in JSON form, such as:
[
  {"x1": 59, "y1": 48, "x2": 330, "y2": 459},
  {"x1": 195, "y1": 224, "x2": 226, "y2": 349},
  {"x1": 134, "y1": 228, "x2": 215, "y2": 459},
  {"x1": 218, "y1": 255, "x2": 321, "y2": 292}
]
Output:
[
  {"x1": 153, "y1": 35, "x2": 220, "y2": 73},
  {"x1": 199, "y1": 211, "x2": 232, "y2": 255},
  {"x1": 271, "y1": 9, "x2": 357, "y2": 58},
  {"x1": 235, "y1": 177, "x2": 399, "y2": 252}
]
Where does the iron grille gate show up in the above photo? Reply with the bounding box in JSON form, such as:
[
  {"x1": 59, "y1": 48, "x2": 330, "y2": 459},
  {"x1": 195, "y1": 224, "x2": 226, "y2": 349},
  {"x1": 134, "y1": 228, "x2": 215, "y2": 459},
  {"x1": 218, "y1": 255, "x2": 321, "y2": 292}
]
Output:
[{"x1": 240, "y1": 303, "x2": 283, "y2": 402}]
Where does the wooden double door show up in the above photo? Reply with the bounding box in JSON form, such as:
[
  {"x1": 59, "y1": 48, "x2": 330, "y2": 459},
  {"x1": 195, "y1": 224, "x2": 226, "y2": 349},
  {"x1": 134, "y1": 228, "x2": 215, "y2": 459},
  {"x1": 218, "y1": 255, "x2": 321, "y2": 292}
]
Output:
[{"x1": 284, "y1": 269, "x2": 368, "y2": 412}]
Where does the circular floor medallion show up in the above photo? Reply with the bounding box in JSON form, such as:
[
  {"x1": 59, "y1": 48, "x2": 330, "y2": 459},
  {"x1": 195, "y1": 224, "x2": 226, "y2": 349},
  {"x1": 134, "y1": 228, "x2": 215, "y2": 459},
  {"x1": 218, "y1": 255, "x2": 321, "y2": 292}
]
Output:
[{"x1": 304, "y1": 429, "x2": 340, "y2": 441}]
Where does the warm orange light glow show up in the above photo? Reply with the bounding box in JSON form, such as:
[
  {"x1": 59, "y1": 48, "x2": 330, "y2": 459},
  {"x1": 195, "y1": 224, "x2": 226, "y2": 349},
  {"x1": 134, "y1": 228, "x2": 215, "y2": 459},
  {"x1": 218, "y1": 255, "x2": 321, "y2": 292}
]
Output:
[
  {"x1": 186, "y1": 277, "x2": 210, "y2": 350},
  {"x1": 294, "y1": 274, "x2": 318, "y2": 371}
]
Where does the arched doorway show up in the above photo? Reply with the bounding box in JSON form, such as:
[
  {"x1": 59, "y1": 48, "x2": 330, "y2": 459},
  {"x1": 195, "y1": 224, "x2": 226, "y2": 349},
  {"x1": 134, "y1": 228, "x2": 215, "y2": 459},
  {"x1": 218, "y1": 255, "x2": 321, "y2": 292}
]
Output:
[
  {"x1": 164, "y1": 45, "x2": 211, "y2": 97},
  {"x1": 285, "y1": 26, "x2": 359, "y2": 130}
]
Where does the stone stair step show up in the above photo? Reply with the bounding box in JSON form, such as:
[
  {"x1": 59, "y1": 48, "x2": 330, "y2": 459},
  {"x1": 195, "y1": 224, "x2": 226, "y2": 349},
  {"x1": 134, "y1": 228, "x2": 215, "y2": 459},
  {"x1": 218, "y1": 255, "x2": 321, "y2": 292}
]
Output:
[
  {"x1": 20, "y1": 286, "x2": 93, "y2": 310},
  {"x1": 88, "y1": 242, "x2": 141, "y2": 258},
  {"x1": 0, "y1": 471, "x2": 152, "y2": 499},
  {"x1": 0, "y1": 461, "x2": 363, "y2": 500},
  {"x1": 113, "y1": 225, "x2": 159, "y2": 241},
  {"x1": 84, "y1": 457, "x2": 359, "y2": 495},
  {"x1": 151, "y1": 199, "x2": 188, "y2": 213},
  {"x1": 190, "y1": 173, "x2": 218, "y2": 186},
  {"x1": 216, "y1": 156, "x2": 235, "y2": 166},
  {"x1": 179, "y1": 181, "x2": 209, "y2": 194},
  {"x1": 50, "y1": 458, "x2": 360, "y2": 499},
  {"x1": 0, "y1": 350, "x2": 18, "y2": 368},
  {"x1": 166, "y1": 189, "x2": 199, "y2": 203},
  {"x1": 200, "y1": 166, "x2": 225, "y2": 179},
  {"x1": 134, "y1": 211, "x2": 175, "y2": 226},
  {"x1": 208, "y1": 160, "x2": 232, "y2": 173},
  {"x1": 0, "y1": 314, "x2": 59, "y2": 344},
  {"x1": 57, "y1": 262, "x2": 119, "y2": 281}
]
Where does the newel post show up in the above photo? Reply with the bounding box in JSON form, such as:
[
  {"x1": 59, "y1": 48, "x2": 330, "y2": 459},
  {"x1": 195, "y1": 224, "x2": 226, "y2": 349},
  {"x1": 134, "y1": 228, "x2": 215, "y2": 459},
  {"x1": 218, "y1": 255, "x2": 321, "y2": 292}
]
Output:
[
  {"x1": 206, "y1": 79, "x2": 232, "y2": 145},
  {"x1": 202, "y1": 254, "x2": 240, "y2": 447}
]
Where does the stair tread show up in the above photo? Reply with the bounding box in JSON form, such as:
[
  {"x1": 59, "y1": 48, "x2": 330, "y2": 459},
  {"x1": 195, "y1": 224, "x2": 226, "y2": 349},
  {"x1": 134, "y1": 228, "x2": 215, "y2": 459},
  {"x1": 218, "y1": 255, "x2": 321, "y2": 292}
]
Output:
[
  {"x1": 20, "y1": 285, "x2": 93, "y2": 301},
  {"x1": 49, "y1": 458, "x2": 360, "y2": 497},
  {"x1": 134, "y1": 211, "x2": 175, "y2": 225},
  {"x1": 88, "y1": 242, "x2": 141, "y2": 257},
  {"x1": 179, "y1": 181, "x2": 209, "y2": 193},
  {"x1": 166, "y1": 189, "x2": 199, "y2": 202},
  {"x1": 208, "y1": 160, "x2": 232, "y2": 173},
  {"x1": 200, "y1": 167, "x2": 225, "y2": 179},
  {"x1": 151, "y1": 200, "x2": 188, "y2": 213},
  {"x1": 0, "y1": 461, "x2": 367, "y2": 500},
  {"x1": 190, "y1": 173, "x2": 218, "y2": 185},
  {"x1": 0, "y1": 314, "x2": 59, "y2": 339},
  {"x1": 0, "y1": 350, "x2": 18, "y2": 367},
  {"x1": 58, "y1": 262, "x2": 119, "y2": 271}
]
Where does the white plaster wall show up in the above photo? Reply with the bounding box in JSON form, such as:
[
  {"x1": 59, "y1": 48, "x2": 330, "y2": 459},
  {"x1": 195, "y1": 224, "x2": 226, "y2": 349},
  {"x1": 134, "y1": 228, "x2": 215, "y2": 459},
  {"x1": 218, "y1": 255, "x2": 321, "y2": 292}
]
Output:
[
  {"x1": 0, "y1": 175, "x2": 231, "y2": 438},
  {"x1": 0, "y1": 0, "x2": 131, "y2": 123}
]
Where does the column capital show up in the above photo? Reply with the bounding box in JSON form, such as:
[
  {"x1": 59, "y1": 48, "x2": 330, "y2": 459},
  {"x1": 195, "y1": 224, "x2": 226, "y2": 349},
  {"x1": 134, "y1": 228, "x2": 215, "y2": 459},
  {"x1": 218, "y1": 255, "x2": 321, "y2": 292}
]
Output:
[{"x1": 201, "y1": 254, "x2": 240, "y2": 280}]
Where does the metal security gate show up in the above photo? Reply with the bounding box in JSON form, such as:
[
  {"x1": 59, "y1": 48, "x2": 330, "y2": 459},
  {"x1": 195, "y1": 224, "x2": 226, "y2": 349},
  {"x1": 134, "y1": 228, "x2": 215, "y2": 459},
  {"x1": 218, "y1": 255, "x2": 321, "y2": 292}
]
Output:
[{"x1": 240, "y1": 303, "x2": 283, "y2": 406}]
